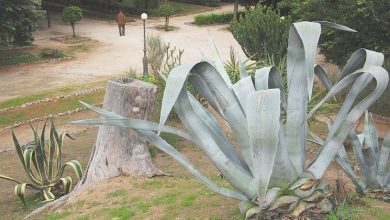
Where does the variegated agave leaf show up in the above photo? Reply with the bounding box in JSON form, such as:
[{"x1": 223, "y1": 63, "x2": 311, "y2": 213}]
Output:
[{"x1": 73, "y1": 21, "x2": 388, "y2": 218}]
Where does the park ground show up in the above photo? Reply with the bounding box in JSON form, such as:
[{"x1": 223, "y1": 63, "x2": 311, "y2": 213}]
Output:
[{"x1": 0, "y1": 3, "x2": 389, "y2": 220}]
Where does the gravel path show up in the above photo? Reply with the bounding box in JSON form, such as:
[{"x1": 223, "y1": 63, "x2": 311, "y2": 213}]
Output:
[{"x1": 0, "y1": 4, "x2": 244, "y2": 102}]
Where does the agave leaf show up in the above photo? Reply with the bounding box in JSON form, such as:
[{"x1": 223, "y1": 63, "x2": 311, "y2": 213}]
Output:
[
  {"x1": 39, "y1": 122, "x2": 48, "y2": 167},
  {"x1": 0, "y1": 174, "x2": 21, "y2": 184},
  {"x1": 254, "y1": 67, "x2": 287, "y2": 111},
  {"x1": 22, "y1": 148, "x2": 42, "y2": 185},
  {"x1": 245, "y1": 206, "x2": 261, "y2": 220},
  {"x1": 334, "y1": 155, "x2": 365, "y2": 192},
  {"x1": 246, "y1": 89, "x2": 280, "y2": 207},
  {"x1": 238, "y1": 59, "x2": 248, "y2": 79},
  {"x1": 174, "y1": 88, "x2": 256, "y2": 198},
  {"x1": 286, "y1": 22, "x2": 321, "y2": 174},
  {"x1": 268, "y1": 195, "x2": 299, "y2": 213},
  {"x1": 73, "y1": 118, "x2": 195, "y2": 143},
  {"x1": 59, "y1": 176, "x2": 73, "y2": 194},
  {"x1": 43, "y1": 188, "x2": 55, "y2": 201},
  {"x1": 367, "y1": 112, "x2": 380, "y2": 160},
  {"x1": 158, "y1": 63, "x2": 198, "y2": 133},
  {"x1": 337, "y1": 49, "x2": 384, "y2": 82},
  {"x1": 348, "y1": 130, "x2": 368, "y2": 184},
  {"x1": 363, "y1": 112, "x2": 380, "y2": 188},
  {"x1": 30, "y1": 125, "x2": 49, "y2": 185},
  {"x1": 137, "y1": 130, "x2": 249, "y2": 201},
  {"x1": 187, "y1": 94, "x2": 250, "y2": 171},
  {"x1": 378, "y1": 132, "x2": 390, "y2": 185},
  {"x1": 164, "y1": 62, "x2": 254, "y2": 171},
  {"x1": 14, "y1": 183, "x2": 28, "y2": 205},
  {"x1": 315, "y1": 21, "x2": 357, "y2": 32},
  {"x1": 12, "y1": 130, "x2": 27, "y2": 170},
  {"x1": 232, "y1": 76, "x2": 256, "y2": 113},
  {"x1": 307, "y1": 66, "x2": 389, "y2": 179},
  {"x1": 270, "y1": 122, "x2": 299, "y2": 189},
  {"x1": 314, "y1": 64, "x2": 333, "y2": 92},
  {"x1": 48, "y1": 122, "x2": 56, "y2": 180},
  {"x1": 63, "y1": 160, "x2": 83, "y2": 180},
  {"x1": 208, "y1": 34, "x2": 232, "y2": 87}
]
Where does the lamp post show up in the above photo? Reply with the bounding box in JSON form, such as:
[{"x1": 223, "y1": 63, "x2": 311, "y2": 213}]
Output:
[{"x1": 141, "y1": 13, "x2": 148, "y2": 76}]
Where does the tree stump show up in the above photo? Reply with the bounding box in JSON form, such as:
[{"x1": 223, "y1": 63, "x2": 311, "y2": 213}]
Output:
[
  {"x1": 80, "y1": 78, "x2": 164, "y2": 186},
  {"x1": 26, "y1": 79, "x2": 164, "y2": 217}
]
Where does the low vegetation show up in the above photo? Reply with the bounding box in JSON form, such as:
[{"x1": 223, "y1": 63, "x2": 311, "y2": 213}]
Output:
[
  {"x1": 194, "y1": 12, "x2": 242, "y2": 25},
  {"x1": 0, "y1": 48, "x2": 69, "y2": 68}
]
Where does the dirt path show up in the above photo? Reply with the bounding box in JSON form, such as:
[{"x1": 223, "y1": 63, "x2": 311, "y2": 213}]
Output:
[{"x1": 0, "y1": 5, "x2": 244, "y2": 102}]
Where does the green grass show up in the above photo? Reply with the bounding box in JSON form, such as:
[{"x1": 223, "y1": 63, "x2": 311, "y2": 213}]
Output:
[
  {"x1": 108, "y1": 207, "x2": 135, "y2": 220},
  {"x1": 107, "y1": 189, "x2": 127, "y2": 198},
  {"x1": 136, "y1": 202, "x2": 151, "y2": 213},
  {"x1": 0, "y1": 49, "x2": 68, "y2": 67},
  {"x1": 181, "y1": 194, "x2": 198, "y2": 207},
  {"x1": 0, "y1": 89, "x2": 105, "y2": 128},
  {"x1": 66, "y1": 44, "x2": 92, "y2": 54},
  {"x1": 76, "y1": 216, "x2": 90, "y2": 220},
  {"x1": 0, "y1": 54, "x2": 41, "y2": 67},
  {"x1": 153, "y1": 192, "x2": 177, "y2": 205},
  {"x1": 0, "y1": 81, "x2": 104, "y2": 110},
  {"x1": 194, "y1": 12, "x2": 240, "y2": 25}
]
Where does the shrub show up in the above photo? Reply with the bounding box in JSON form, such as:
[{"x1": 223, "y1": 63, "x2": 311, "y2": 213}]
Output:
[
  {"x1": 230, "y1": 6, "x2": 291, "y2": 64},
  {"x1": 194, "y1": 12, "x2": 244, "y2": 25},
  {"x1": 173, "y1": 0, "x2": 221, "y2": 7},
  {"x1": 157, "y1": 3, "x2": 176, "y2": 31},
  {"x1": 0, "y1": 0, "x2": 44, "y2": 46},
  {"x1": 62, "y1": 6, "x2": 83, "y2": 37},
  {"x1": 146, "y1": 34, "x2": 165, "y2": 78}
]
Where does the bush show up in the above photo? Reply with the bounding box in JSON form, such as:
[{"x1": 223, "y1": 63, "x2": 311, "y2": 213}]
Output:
[
  {"x1": 230, "y1": 6, "x2": 291, "y2": 63},
  {"x1": 0, "y1": 0, "x2": 44, "y2": 46},
  {"x1": 173, "y1": 0, "x2": 221, "y2": 7},
  {"x1": 62, "y1": 6, "x2": 83, "y2": 37},
  {"x1": 281, "y1": 0, "x2": 389, "y2": 67},
  {"x1": 194, "y1": 12, "x2": 244, "y2": 25}
]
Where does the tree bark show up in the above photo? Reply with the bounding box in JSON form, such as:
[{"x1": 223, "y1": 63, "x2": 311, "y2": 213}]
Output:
[
  {"x1": 71, "y1": 23, "x2": 75, "y2": 37},
  {"x1": 80, "y1": 79, "x2": 164, "y2": 187},
  {"x1": 234, "y1": 0, "x2": 239, "y2": 20}
]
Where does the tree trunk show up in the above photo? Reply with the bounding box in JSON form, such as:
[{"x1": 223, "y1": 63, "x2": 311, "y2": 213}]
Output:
[
  {"x1": 47, "y1": 10, "x2": 51, "y2": 28},
  {"x1": 71, "y1": 23, "x2": 75, "y2": 37},
  {"x1": 165, "y1": 16, "x2": 169, "y2": 31},
  {"x1": 234, "y1": 0, "x2": 239, "y2": 20},
  {"x1": 78, "y1": 79, "x2": 164, "y2": 187}
]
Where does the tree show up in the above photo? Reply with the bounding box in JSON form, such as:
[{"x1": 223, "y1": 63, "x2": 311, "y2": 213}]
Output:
[
  {"x1": 157, "y1": 3, "x2": 175, "y2": 31},
  {"x1": 61, "y1": 6, "x2": 83, "y2": 37},
  {"x1": 0, "y1": 0, "x2": 44, "y2": 46}
]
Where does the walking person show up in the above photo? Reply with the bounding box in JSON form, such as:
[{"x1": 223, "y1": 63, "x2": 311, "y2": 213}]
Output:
[{"x1": 116, "y1": 10, "x2": 126, "y2": 36}]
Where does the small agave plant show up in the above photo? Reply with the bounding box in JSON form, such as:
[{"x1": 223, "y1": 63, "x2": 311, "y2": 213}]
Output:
[
  {"x1": 327, "y1": 111, "x2": 390, "y2": 200},
  {"x1": 0, "y1": 121, "x2": 83, "y2": 205},
  {"x1": 74, "y1": 21, "x2": 389, "y2": 219}
]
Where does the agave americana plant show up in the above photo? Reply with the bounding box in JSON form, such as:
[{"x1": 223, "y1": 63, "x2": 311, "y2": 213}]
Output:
[
  {"x1": 74, "y1": 21, "x2": 388, "y2": 218},
  {"x1": 315, "y1": 111, "x2": 390, "y2": 199},
  {"x1": 0, "y1": 121, "x2": 83, "y2": 205}
]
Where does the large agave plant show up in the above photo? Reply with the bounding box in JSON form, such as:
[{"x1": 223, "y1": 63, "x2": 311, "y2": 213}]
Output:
[
  {"x1": 74, "y1": 21, "x2": 389, "y2": 218},
  {"x1": 0, "y1": 121, "x2": 83, "y2": 205}
]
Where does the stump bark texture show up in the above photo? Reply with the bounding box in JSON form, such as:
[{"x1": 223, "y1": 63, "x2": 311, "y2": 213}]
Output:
[{"x1": 81, "y1": 79, "x2": 163, "y2": 186}]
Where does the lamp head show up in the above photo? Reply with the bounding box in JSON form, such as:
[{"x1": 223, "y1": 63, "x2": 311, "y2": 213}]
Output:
[{"x1": 141, "y1": 13, "x2": 148, "y2": 20}]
